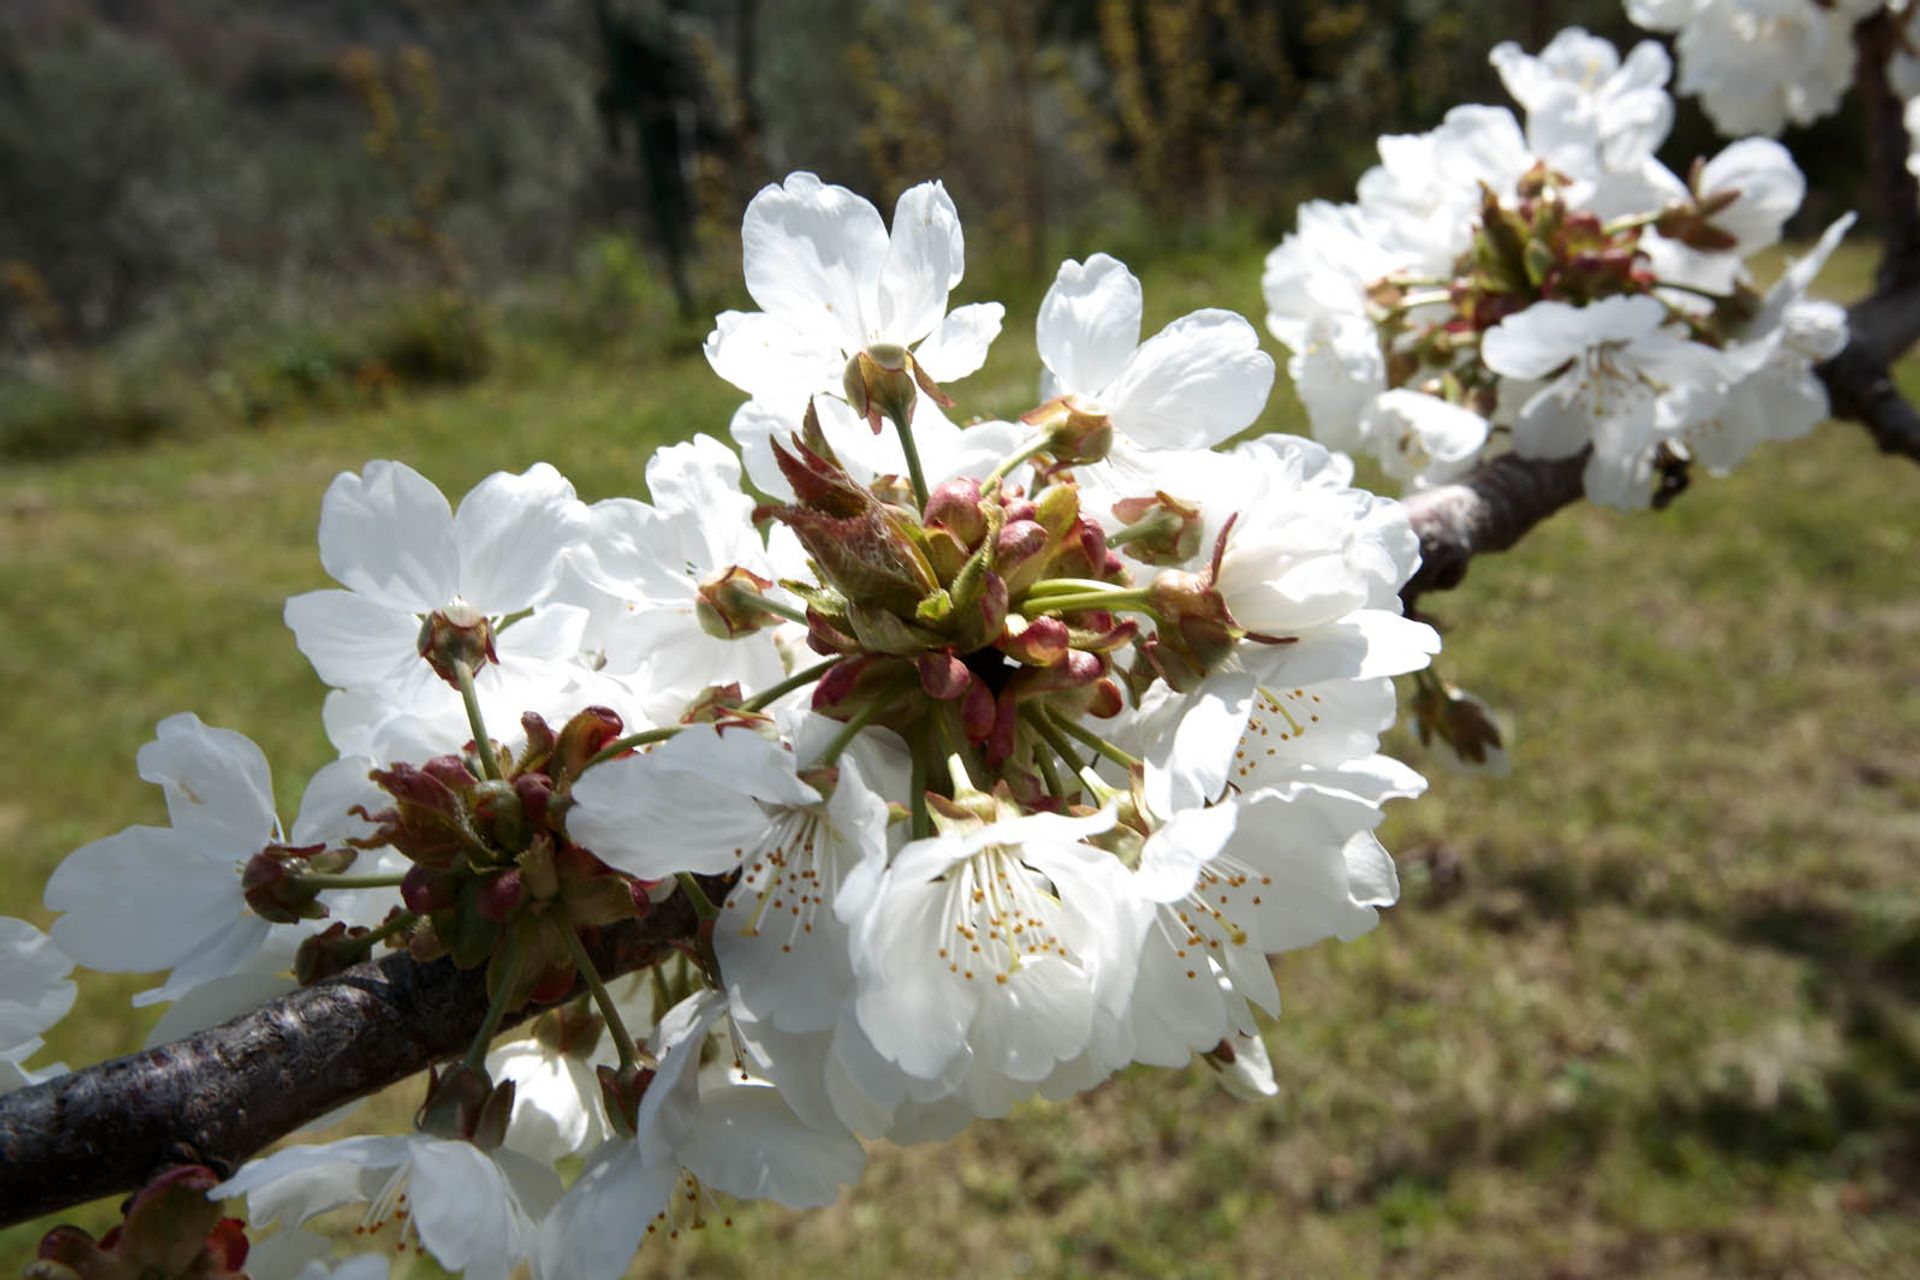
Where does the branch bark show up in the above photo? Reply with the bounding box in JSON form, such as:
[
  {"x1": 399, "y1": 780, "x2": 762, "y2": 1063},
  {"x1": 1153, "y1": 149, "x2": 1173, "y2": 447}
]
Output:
[
  {"x1": 1399, "y1": 450, "x2": 1590, "y2": 608},
  {"x1": 0, "y1": 896, "x2": 698, "y2": 1229}
]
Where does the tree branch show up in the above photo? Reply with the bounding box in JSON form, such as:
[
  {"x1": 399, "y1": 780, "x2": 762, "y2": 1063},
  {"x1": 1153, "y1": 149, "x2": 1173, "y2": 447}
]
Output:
[
  {"x1": 0, "y1": 895, "x2": 699, "y2": 1229},
  {"x1": 1399, "y1": 450, "x2": 1590, "y2": 608}
]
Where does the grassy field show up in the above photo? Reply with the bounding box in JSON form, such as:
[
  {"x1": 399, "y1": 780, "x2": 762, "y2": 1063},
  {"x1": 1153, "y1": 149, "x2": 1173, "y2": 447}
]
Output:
[{"x1": 2, "y1": 243, "x2": 1917, "y2": 1278}]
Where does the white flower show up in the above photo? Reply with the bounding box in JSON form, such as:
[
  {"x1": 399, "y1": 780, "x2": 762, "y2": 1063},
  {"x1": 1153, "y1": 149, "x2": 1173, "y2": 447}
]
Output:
[
  {"x1": 1629, "y1": 0, "x2": 1880, "y2": 138},
  {"x1": 1124, "y1": 790, "x2": 1394, "y2": 1067},
  {"x1": 1645, "y1": 137, "x2": 1808, "y2": 296},
  {"x1": 847, "y1": 805, "x2": 1146, "y2": 1087},
  {"x1": 284, "y1": 459, "x2": 590, "y2": 718},
  {"x1": 485, "y1": 1032, "x2": 612, "y2": 1164},
  {"x1": 1035, "y1": 253, "x2": 1275, "y2": 451},
  {"x1": 1357, "y1": 390, "x2": 1491, "y2": 487},
  {"x1": 569, "y1": 713, "x2": 898, "y2": 1035},
  {"x1": 44, "y1": 714, "x2": 380, "y2": 1007},
  {"x1": 704, "y1": 172, "x2": 1003, "y2": 418},
  {"x1": 538, "y1": 988, "x2": 863, "y2": 1280},
  {"x1": 1482, "y1": 295, "x2": 1729, "y2": 508},
  {"x1": 1690, "y1": 214, "x2": 1854, "y2": 470},
  {"x1": 1263, "y1": 200, "x2": 1411, "y2": 350},
  {"x1": 1286, "y1": 313, "x2": 1388, "y2": 453},
  {"x1": 554, "y1": 434, "x2": 788, "y2": 721},
  {"x1": 215, "y1": 1134, "x2": 560, "y2": 1280},
  {"x1": 0, "y1": 917, "x2": 75, "y2": 1092},
  {"x1": 1492, "y1": 28, "x2": 1674, "y2": 177}
]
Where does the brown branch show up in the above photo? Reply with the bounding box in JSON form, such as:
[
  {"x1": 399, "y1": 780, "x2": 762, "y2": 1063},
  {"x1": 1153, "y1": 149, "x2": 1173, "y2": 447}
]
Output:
[
  {"x1": 1816, "y1": 9, "x2": 1920, "y2": 462},
  {"x1": 1399, "y1": 450, "x2": 1590, "y2": 608},
  {"x1": 0, "y1": 895, "x2": 699, "y2": 1229},
  {"x1": 1854, "y1": 9, "x2": 1920, "y2": 292}
]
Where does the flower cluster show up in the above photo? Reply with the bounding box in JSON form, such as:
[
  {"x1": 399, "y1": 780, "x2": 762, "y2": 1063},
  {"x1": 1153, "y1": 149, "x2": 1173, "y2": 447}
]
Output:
[
  {"x1": 1626, "y1": 0, "x2": 1882, "y2": 138},
  {"x1": 1266, "y1": 26, "x2": 1852, "y2": 508},
  {"x1": 26, "y1": 174, "x2": 1439, "y2": 1278}
]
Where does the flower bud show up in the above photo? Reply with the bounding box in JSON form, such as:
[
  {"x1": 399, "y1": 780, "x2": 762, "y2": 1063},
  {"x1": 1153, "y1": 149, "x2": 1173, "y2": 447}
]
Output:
[
  {"x1": 999, "y1": 614, "x2": 1070, "y2": 667},
  {"x1": 475, "y1": 867, "x2": 527, "y2": 922},
  {"x1": 696, "y1": 565, "x2": 781, "y2": 639},
  {"x1": 416, "y1": 1062, "x2": 495, "y2": 1140},
  {"x1": 416, "y1": 601, "x2": 496, "y2": 688},
  {"x1": 34, "y1": 1166, "x2": 248, "y2": 1280},
  {"x1": 924, "y1": 477, "x2": 987, "y2": 546},
  {"x1": 1412, "y1": 678, "x2": 1511, "y2": 776},
  {"x1": 994, "y1": 520, "x2": 1051, "y2": 593},
  {"x1": 843, "y1": 343, "x2": 919, "y2": 433},
  {"x1": 474, "y1": 778, "x2": 527, "y2": 853},
  {"x1": 242, "y1": 842, "x2": 349, "y2": 924},
  {"x1": 552, "y1": 706, "x2": 625, "y2": 775},
  {"x1": 1110, "y1": 492, "x2": 1202, "y2": 565},
  {"x1": 598, "y1": 1062, "x2": 656, "y2": 1138}
]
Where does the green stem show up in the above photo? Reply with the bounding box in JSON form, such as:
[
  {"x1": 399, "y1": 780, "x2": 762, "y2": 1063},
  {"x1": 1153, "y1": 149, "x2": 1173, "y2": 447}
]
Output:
[
  {"x1": 907, "y1": 743, "x2": 932, "y2": 839},
  {"x1": 1027, "y1": 588, "x2": 1150, "y2": 616},
  {"x1": 817, "y1": 702, "x2": 881, "y2": 767},
  {"x1": 888, "y1": 405, "x2": 932, "y2": 510},
  {"x1": 296, "y1": 872, "x2": 410, "y2": 891},
  {"x1": 739, "y1": 657, "x2": 839, "y2": 713},
  {"x1": 585, "y1": 724, "x2": 683, "y2": 769},
  {"x1": 1022, "y1": 577, "x2": 1129, "y2": 597},
  {"x1": 1390, "y1": 289, "x2": 1453, "y2": 312},
  {"x1": 463, "y1": 931, "x2": 522, "y2": 1072},
  {"x1": 560, "y1": 926, "x2": 644, "y2": 1070},
  {"x1": 1603, "y1": 210, "x2": 1662, "y2": 236},
  {"x1": 1029, "y1": 726, "x2": 1068, "y2": 799},
  {"x1": 1048, "y1": 708, "x2": 1140, "y2": 768},
  {"x1": 453, "y1": 659, "x2": 504, "y2": 781},
  {"x1": 930, "y1": 703, "x2": 982, "y2": 793},
  {"x1": 1019, "y1": 702, "x2": 1087, "y2": 773},
  {"x1": 675, "y1": 871, "x2": 722, "y2": 922},
  {"x1": 751, "y1": 596, "x2": 811, "y2": 627},
  {"x1": 984, "y1": 434, "x2": 1054, "y2": 490},
  {"x1": 1653, "y1": 278, "x2": 1731, "y2": 303}
]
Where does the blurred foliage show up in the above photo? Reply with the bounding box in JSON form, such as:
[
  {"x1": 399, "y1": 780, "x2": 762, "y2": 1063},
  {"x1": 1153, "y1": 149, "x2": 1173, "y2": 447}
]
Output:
[{"x1": 0, "y1": 0, "x2": 1887, "y2": 462}]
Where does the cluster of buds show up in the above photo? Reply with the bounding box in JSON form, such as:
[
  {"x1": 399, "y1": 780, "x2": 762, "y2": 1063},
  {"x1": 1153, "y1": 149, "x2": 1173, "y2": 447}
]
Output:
[
  {"x1": 761, "y1": 411, "x2": 1142, "y2": 798},
  {"x1": 337, "y1": 706, "x2": 651, "y2": 1005},
  {"x1": 1382, "y1": 160, "x2": 1760, "y2": 405},
  {"x1": 28, "y1": 1167, "x2": 248, "y2": 1280}
]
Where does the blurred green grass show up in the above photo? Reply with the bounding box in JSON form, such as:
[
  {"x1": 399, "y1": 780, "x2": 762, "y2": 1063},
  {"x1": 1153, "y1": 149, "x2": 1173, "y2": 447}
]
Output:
[{"x1": 2, "y1": 241, "x2": 1918, "y2": 1278}]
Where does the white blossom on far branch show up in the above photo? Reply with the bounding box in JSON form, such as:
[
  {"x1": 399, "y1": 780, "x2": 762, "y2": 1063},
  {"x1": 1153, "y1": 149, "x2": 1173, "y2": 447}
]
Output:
[{"x1": 1263, "y1": 23, "x2": 1853, "y2": 510}]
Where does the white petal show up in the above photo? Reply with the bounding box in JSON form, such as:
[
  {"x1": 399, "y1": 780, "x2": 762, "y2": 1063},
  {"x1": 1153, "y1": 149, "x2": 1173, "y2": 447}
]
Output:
[
  {"x1": 704, "y1": 310, "x2": 843, "y2": 413},
  {"x1": 452, "y1": 463, "x2": 590, "y2": 616},
  {"x1": 914, "y1": 301, "x2": 1004, "y2": 383},
  {"x1": 1036, "y1": 253, "x2": 1145, "y2": 398},
  {"x1": 682, "y1": 1085, "x2": 865, "y2": 1209},
  {"x1": 0, "y1": 918, "x2": 75, "y2": 1049},
  {"x1": 1107, "y1": 310, "x2": 1276, "y2": 449},
  {"x1": 136, "y1": 713, "x2": 277, "y2": 851},
  {"x1": 316, "y1": 461, "x2": 458, "y2": 613},
  {"x1": 290, "y1": 756, "x2": 383, "y2": 848},
  {"x1": 537, "y1": 1140, "x2": 675, "y2": 1280},
  {"x1": 742, "y1": 171, "x2": 886, "y2": 348},
  {"x1": 46, "y1": 827, "x2": 252, "y2": 975},
  {"x1": 877, "y1": 180, "x2": 965, "y2": 343},
  {"x1": 284, "y1": 589, "x2": 423, "y2": 692}
]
